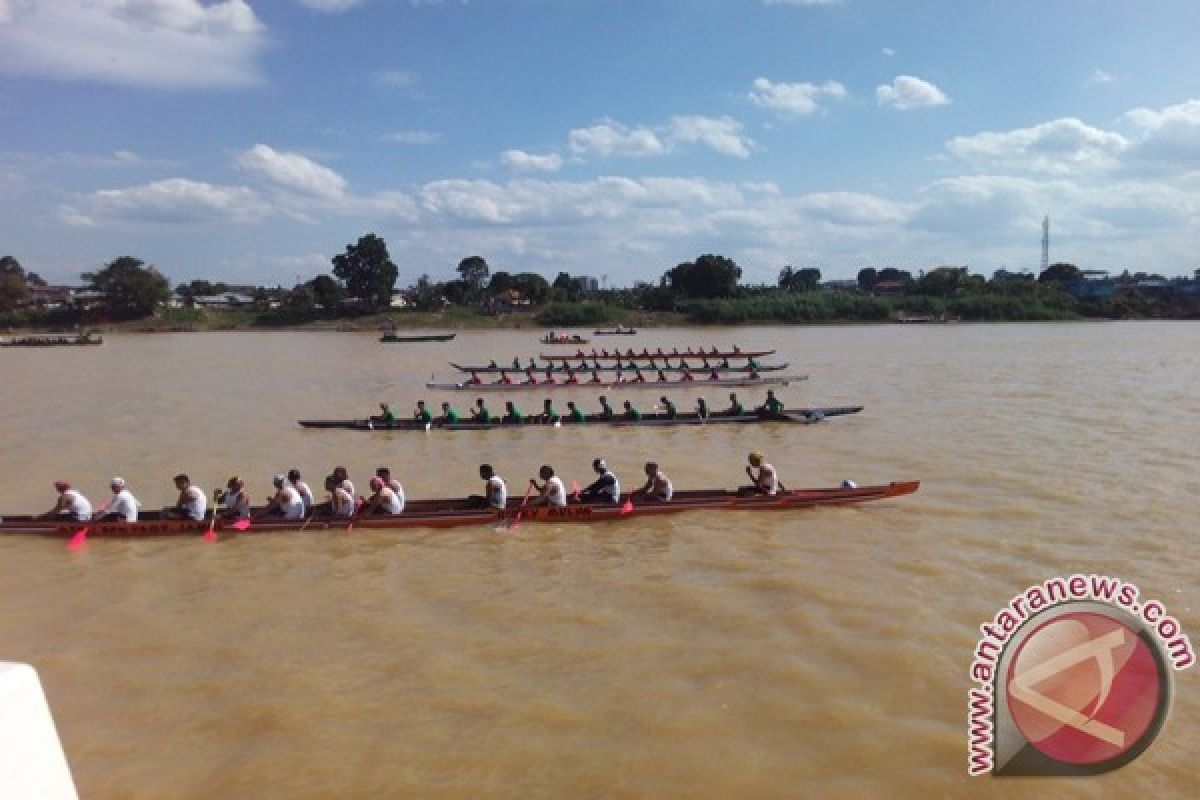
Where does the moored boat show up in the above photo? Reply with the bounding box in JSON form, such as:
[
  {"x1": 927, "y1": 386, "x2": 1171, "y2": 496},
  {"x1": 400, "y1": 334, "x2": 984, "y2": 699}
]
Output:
[
  {"x1": 0, "y1": 480, "x2": 918, "y2": 537},
  {"x1": 297, "y1": 406, "x2": 862, "y2": 431},
  {"x1": 380, "y1": 332, "x2": 456, "y2": 342},
  {"x1": 0, "y1": 333, "x2": 103, "y2": 347},
  {"x1": 540, "y1": 333, "x2": 590, "y2": 345},
  {"x1": 594, "y1": 327, "x2": 637, "y2": 335},
  {"x1": 426, "y1": 374, "x2": 804, "y2": 391}
]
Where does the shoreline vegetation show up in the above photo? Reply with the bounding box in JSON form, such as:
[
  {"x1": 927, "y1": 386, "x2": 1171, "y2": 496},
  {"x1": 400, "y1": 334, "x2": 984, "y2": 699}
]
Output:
[{"x1": 4, "y1": 240, "x2": 1198, "y2": 334}]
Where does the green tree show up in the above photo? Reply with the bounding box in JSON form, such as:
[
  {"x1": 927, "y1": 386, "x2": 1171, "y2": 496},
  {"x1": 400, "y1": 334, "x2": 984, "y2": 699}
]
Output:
[
  {"x1": 456, "y1": 256, "x2": 490, "y2": 297},
  {"x1": 308, "y1": 274, "x2": 345, "y2": 309},
  {"x1": 512, "y1": 272, "x2": 552, "y2": 304},
  {"x1": 0, "y1": 255, "x2": 30, "y2": 311},
  {"x1": 332, "y1": 233, "x2": 398, "y2": 309},
  {"x1": 1038, "y1": 262, "x2": 1083, "y2": 284},
  {"x1": 779, "y1": 266, "x2": 821, "y2": 292},
  {"x1": 663, "y1": 254, "x2": 742, "y2": 299},
  {"x1": 82, "y1": 256, "x2": 169, "y2": 319},
  {"x1": 917, "y1": 266, "x2": 969, "y2": 296},
  {"x1": 553, "y1": 271, "x2": 584, "y2": 302},
  {"x1": 411, "y1": 274, "x2": 445, "y2": 311}
]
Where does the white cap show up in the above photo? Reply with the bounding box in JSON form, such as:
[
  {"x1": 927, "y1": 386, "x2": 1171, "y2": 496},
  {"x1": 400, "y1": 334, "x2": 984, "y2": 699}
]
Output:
[{"x1": 110, "y1": 476, "x2": 125, "y2": 488}]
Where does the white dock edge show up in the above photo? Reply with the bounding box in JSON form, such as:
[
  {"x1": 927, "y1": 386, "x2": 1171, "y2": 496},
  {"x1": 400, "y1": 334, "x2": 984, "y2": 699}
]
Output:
[{"x1": 0, "y1": 662, "x2": 79, "y2": 800}]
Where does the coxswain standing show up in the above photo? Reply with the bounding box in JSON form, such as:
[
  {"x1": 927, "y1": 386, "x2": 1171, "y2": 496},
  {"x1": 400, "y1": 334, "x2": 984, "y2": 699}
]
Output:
[
  {"x1": 264, "y1": 475, "x2": 305, "y2": 520},
  {"x1": 218, "y1": 476, "x2": 251, "y2": 520},
  {"x1": 365, "y1": 477, "x2": 405, "y2": 515},
  {"x1": 97, "y1": 477, "x2": 139, "y2": 522},
  {"x1": 288, "y1": 468, "x2": 314, "y2": 512},
  {"x1": 635, "y1": 462, "x2": 673, "y2": 501},
  {"x1": 166, "y1": 473, "x2": 207, "y2": 520},
  {"x1": 530, "y1": 465, "x2": 566, "y2": 507},
  {"x1": 45, "y1": 480, "x2": 92, "y2": 521},
  {"x1": 744, "y1": 451, "x2": 780, "y2": 496},
  {"x1": 475, "y1": 464, "x2": 507, "y2": 509},
  {"x1": 472, "y1": 397, "x2": 492, "y2": 423},
  {"x1": 579, "y1": 458, "x2": 620, "y2": 504}
]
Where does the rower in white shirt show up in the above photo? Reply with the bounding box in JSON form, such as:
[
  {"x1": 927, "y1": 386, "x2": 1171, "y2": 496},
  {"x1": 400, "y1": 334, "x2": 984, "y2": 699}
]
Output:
[
  {"x1": 530, "y1": 465, "x2": 567, "y2": 507},
  {"x1": 365, "y1": 477, "x2": 405, "y2": 516},
  {"x1": 218, "y1": 476, "x2": 251, "y2": 519},
  {"x1": 45, "y1": 480, "x2": 92, "y2": 521},
  {"x1": 166, "y1": 473, "x2": 207, "y2": 520},
  {"x1": 288, "y1": 468, "x2": 314, "y2": 511},
  {"x1": 472, "y1": 464, "x2": 507, "y2": 509},
  {"x1": 264, "y1": 475, "x2": 306, "y2": 520},
  {"x1": 744, "y1": 451, "x2": 780, "y2": 496},
  {"x1": 96, "y1": 476, "x2": 139, "y2": 522},
  {"x1": 325, "y1": 475, "x2": 355, "y2": 517}
]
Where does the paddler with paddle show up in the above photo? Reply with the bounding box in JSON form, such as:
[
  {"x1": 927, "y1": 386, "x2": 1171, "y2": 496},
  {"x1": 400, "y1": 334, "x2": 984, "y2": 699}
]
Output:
[
  {"x1": 578, "y1": 458, "x2": 620, "y2": 504},
  {"x1": 165, "y1": 473, "x2": 207, "y2": 520},
  {"x1": 262, "y1": 475, "x2": 305, "y2": 520},
  {"x1": 364, "y1": 476, "x2": 405, "y2": 516},
  {"x1": 756, "y1": 389, "x2": 785, "y2": 417},
  {"x1": 44, "y1": 480, "x2": 92, "y2": 521},
  {"x1": 539, "y1": 398, "x2": 560, "y2": 424},
  {"x1": 413, "y1": 400, "x2": 433, "y2": 424},
  {"x1": 622, "y1": 399, "x2": 642, "y2": 421},
  {"x1": 472, "y1": 397, "x2": 493, "y2": 423},
  {"x1": 216, "y1": 476, "x2": 251, "y2": 520},
  {"x1": 565, "y1": 400, "x2": 586, "y2": 423},
  {"x1": 724, "y1": 392, "x2": 745, "y2": 417},
  {"x1": 96, "y1": 477, "x2": 139, "y2": 522},
  {"x1": 597, "y1": 395, "x2": 615, "y2": 420},
  {"x1": 502, "y1": 401, "x2": 524, "y2": 424},
  {"x1": 633, "y1": 462, "x2": 673, "y2": 502},
  {"x1": 440, "y1": 401, "x2": 461, "y2": 424},
  {"x1": 743, "y1": 451, "x2": 780, "y2": 496},
  {"x1": 288, "y1": 469, "x2": 315, "y2": 512},
  {"x1": 530, "y1": 465, "x2": 567, "y2": 507},
  {"x1": 658, "y1": 396, "x2": 678, "y2": 420},
  {"x1": 325, "y1": 475, "x2": 355, "y2": 517},
  {"x1": 470, "y1": 464, "x2": 508, "y2": 509},
  {"x1": 374, "y1": 403, "x2": 397, "y2": 425}
]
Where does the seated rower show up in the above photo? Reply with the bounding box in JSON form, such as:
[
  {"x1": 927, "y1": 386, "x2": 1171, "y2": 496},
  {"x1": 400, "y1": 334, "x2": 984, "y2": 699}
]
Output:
[
  {"x1": 530, "y1": 465, "x2": 566, "y2": 507},
  {"x1": 45, "y1": 480, "x2": 92, "y2": 521},
  {"x1": 542, "y1": 369, "x2": 557, "y2": 385},
  {"x1": 757, "y1": 389, "x2": 785, "y2": 416},
  {"x1": 695, "y1": 397, "x2": 709, "y2": 419},
  {"x1": 701, "y1": 356, "x2": 711, "y2": 368},
  {"x1": 466, "y1": 371, "x2": 483, "y2": 385},
  {"x1": 579, "y1": 458, "x2": 620, "y2": 504},
  {"x1": 472, "y1": 397, "x2": 493, "y2": 423},
  {"x1": 708, "y1": 368, "x2": 721, "y2": 381},
  {"x1": 622, "y1": 400, "x2": 641, "y2": 421},
  {"x1": 725, "y1": 392, "x2": 745, "y2": 417},
  {"x1": 577, "y1": 360, "x2": 590, "y2": 372},
  {"x1": 470, "y1": 463, "x2": 508, "y2": 509},
  {"x1": 502, "y1": 401, "x2": 524, "y2": 424},
  {"x1": 332, "y1": 466, "x2": 355, "y2": 498},
  {"x1": 673, "y1": 347, "x2": 682, "y2": 356},
  {"x1": 325, "y1": 475, "x2": 356, "y2": 517},
  {"x1": 720, "y1": 357, "x2": 731, "y2": 368},
  {"x1": 540, "y1": 398, "x2": 560, "y2": 424},
  {"x1": 488, "y1": 359, "x2": 499, "y2": 368},
  {"x1": 218, "y1": 476, "x2": 251, "y2": 519},
  {"x1": 655, "y1": 348, "x2": 665, "y2": 357},
  {"x1": 97, "y1": 476, "x2": 139, "y2": 522},
  {"x1": 376, "y1": 466, "x2": 404, "y2": 497},
  {"x1": 263, "y1": 474, "x2": 305, "y2": 520},
  {"x1": 632, "y1": 368, "x2": 646, "y2": 383},
  {"x1": 414, "y1": 400, "x2": 433, "y2": 424},
  {"x1": 597, "y1": 396, "x2": 615, "y2": 420},
  {"x1": 365, "y1": 477, "x2": 405, "y2": 515},
  {"x1": 497, "y1": 371, "x2": 512, "y2": 384},
  {"x1": 732, "y1": 345, "x2": 742, "y2": 354},
  {"x1": 658, "y1": 396, "x2": 678, "y2": 419},
  {"x1": 512, "y1": 357, "x2": 522, "y2": 370},
  {"x1": 165, "y1": 473, "x2": 207, "y2": 521},
  {"x1": 564, "y1": 370, "x2": 579, "y2": 385},
  {"x1": 373, "y1": 403, "x2": 397, "y2": 425},
  {"x1": 634, "y1": 462, "x2": 673, "y2": 501},
  {"x1": 527, "y1": 357, "x2": 539, "y2": 370},
  {"x1": 656, "y1": 369, "x2": 668, "y2": 383},
  {"x1": 575, "y1": 348, "x2": 586, "y2": 358},
  {"x1": 589, "y1": 370, "x2": 603, "y2": 384},
  {"x1": 747, "y1": 356, "x2": 760, "y2": 371},
  {"x1": 440, "y1": 402, "x2": 460, "y2": 424},
  {"x1": 524, "y1": 368, "x2": 539, "y2": 385},
  {"x1": 747, "y1": 368, "x2": 760, "y2": 380},
  {"x1": 288, "y1": 469, "x2": 314, "y2": 512},
  {"x1": 743, "y1": 451, "x2": 779, "y2": 496},
  {"x1": 681, "y1": 369, "x2": 695, "y2": 382},
  {"x1": 565, "y1": 400, "x2": 586, "y2": 423}
]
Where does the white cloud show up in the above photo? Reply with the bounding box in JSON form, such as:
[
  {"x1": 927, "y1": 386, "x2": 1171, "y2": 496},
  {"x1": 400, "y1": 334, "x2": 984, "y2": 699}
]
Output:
[
  {"x1": 569, "y1": 121, "x2": 666, "y2": 158},
  {"x1": 1086, "y1": 69, "x2": 1114, "y2": 86},
  {"x1": 372, "y1": 69, "x2": 419, "y2": 90},
  {"x1": 235, "y1": 144, "x2": 348, "y2": 200},
  {"x1": 668, "y1": 116, "x2": 754, "y2": 158},
  {"x1": 882, "y1": 47, "x2": 896, "y2": 57},
  {"x1": 947, "y1": 118, "x2": 1128, "y2": 175},
  {"x1": 876, "y1": 75, "x2": 950, "y2": 110},
  {"x1": 297, "y1": 0, "x2": 365, "y2": 11},
  {"x1": 381, "y1": 130, "x2": 442, "y2": 145},
  {"x1": 748, "y1": 77, "x2": 846, "y2": 117},
  {"x1": 1123, "y1": 100, "x2": 1200, "y2": 169},
  {"x1": 67, "y1": 178, "x2": 269, "y2": 225},
  {"x1": 797, "y1": 192, "x2": 909, "y2": 226},
  {"x1": 501, "y1": 150, "x2": 564, "y2": 172},
  {"x1": 0, "y1": 0, "x2": 266, "y2": 89}
]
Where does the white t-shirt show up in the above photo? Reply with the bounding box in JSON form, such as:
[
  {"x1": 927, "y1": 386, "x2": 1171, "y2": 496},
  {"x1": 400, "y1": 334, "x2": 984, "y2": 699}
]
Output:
[
  {"x1": 278, "y1": 486, "x2": 305, "y2": 519},
  {"x1": 293, "y1": 480, "x2": 314, "y2": 510},
  {"x1": 542, "y1": 476, "x2": 566, "y2": 507},
  {"x1": 107, "y1": 489, "x2": 138, "y2": 521},
  {"x1": 224, "y1": 489, "x2": 250, "y2": 518},
  {"x1": 181, "y1": 486, "x2": 207, "y2": 520},
  {"x1": 486, "y1": 476, "x2": 507, "y2": 509},
  {"x1": 758, "y1": 463, "x2": 778, "y2": 495},
  {"x1": 332, "y1": 487, "x2": 355, "y2": 516},
  {"x1": 62, "y1": 489, "x2": 92, "y2": 521},
  {"x1": 376, "y1": 486, "x2": 405, "y2": 515}
]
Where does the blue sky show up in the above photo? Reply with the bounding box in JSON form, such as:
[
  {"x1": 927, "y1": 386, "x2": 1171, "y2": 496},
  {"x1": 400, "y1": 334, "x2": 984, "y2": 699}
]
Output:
[{"x1": 2, "y1": 0, "x2": 1200, "y2": 288}]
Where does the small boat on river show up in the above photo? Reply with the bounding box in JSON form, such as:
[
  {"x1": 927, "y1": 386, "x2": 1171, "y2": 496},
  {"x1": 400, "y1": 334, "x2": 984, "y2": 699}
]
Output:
[
  {"x1": 594, "y1": 326, "x2": 637, "y2": 335},
  {"x1": 380, "y1": 332, "x2": 456, "y2": 342},
  {"x1": 540, "y1": 333, "x2": 590, "y2": 345},
  {"x1": 0, "y1": 481, "x2": 919, "y2": 537},
  {"x1": 297, "y1": 406, "x2": 862, "y2": 431},
  {"x1": 0, "y1": 332, "x2": 103, "y2": 347},
  {"x1": 426, "y1": 374, "x2": 804, "y2": 391}
]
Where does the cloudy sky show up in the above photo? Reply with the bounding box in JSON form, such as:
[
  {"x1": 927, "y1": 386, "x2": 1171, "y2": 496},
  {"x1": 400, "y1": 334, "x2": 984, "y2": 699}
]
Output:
[{"x1": 2, "y1": 0, "x2": 1199, "y2": 287}]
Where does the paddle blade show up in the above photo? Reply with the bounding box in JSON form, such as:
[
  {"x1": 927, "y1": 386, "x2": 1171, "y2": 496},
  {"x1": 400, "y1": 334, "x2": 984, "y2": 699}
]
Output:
[
  {"x1": 621, "y1": 499, "x2": 634, "y2": 514},
  {"x1": 230, "y1": 518, "x2": 251, "y2": 532},
  {"x1": 202, "y1": 529, "x2": 218, "y2": 543},
  {"x1": 67, "y1": 527, "x2": 88, "y2": 551}
]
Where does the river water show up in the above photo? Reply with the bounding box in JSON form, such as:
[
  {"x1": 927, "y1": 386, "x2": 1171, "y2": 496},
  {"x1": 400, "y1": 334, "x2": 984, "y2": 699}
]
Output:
[{"x1": 0, "y1": 322, "x2": 1196, "y2": 798}]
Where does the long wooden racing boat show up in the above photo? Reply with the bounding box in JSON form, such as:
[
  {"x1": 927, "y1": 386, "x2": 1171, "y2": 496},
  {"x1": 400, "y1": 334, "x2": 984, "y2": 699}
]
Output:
[
  {"x1": 540, "y1": 348, "x2": 774, "y2": 362},
  {"x1": 540, "y1": 334, "x2": 590, "y2": 345},
  {"x1": 426, "y1": 374, "x2": 805, "y2": 391},
  {"x1": 450, "y1": 361, "x2": 788, "y2": 374},
  {"x1": 0, "y1": 481, "x2": 918, "y2": 537},
  {"x1": 380, "y1": 332, "x2": 456, "y2": 342},
  {"x1": 297, "y1": 406, "x2": 863, "y2": 431},
  {"x1": 594, "y1": 328, "x2": 637, "y2": 335}
]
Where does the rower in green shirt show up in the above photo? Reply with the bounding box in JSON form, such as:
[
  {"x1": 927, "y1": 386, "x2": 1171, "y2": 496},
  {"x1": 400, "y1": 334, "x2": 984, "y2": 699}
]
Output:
[
  {"x1": 622, "y1": 400, "x2": 642, "y2": 421},
  {"x1": 758, "y1": 389, "x2": 784, "y2": 416},
  {"x1": 658, "y1": 396, "x2": 678, "y2": 420},
  {"x1": 440, "y1": 401, "x2": 460, "y2": 424},
  {"x1": 413, "y1": 400, "x2": 433, "y2": 423},
  {"x1": 376, "y1": 403, "x2": 397, "y2": 425},
  {"x1": 472, "y1": 397, "x2": 492, "y2": 423},
  {"x1": 566, "y1": 401, "x2": 586, "y2": 423},
  {"x1": 597, "y1": 395, "x2": 615, "y2": 420},
  {"x1": 503, "y1": 401, "x2": 524, "y2": 424},
  {"x1": 512, "y1": 357, "x2": 521, "y2": 370},
  {"x1": 540, "y1": 398, "x2": 560, "y2": 423},
  {"x1": 725, "y1": 392, "x2": 745, "y2": 416}
]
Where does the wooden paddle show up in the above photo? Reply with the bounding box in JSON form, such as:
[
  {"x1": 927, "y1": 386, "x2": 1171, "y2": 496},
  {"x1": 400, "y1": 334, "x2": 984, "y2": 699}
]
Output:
[
  {"x1": 506, "y1": 482, "x2": 536, "y2": 531},
  {"x1": 67, "y1": 499, "x2": 110, "y2": 550}
]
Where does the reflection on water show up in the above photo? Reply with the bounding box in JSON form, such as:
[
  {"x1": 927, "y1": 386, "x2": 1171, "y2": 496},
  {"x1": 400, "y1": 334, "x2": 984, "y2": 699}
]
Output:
[{"x1": 1, "y1": 322, "x2": 1197, "y2": 798}]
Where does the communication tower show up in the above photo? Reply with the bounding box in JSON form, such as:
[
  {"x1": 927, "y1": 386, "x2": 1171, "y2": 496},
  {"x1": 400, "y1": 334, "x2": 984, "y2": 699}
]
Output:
[{"x1": 1041, "y1": 216, "x2": 1049, "y2": 272}]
